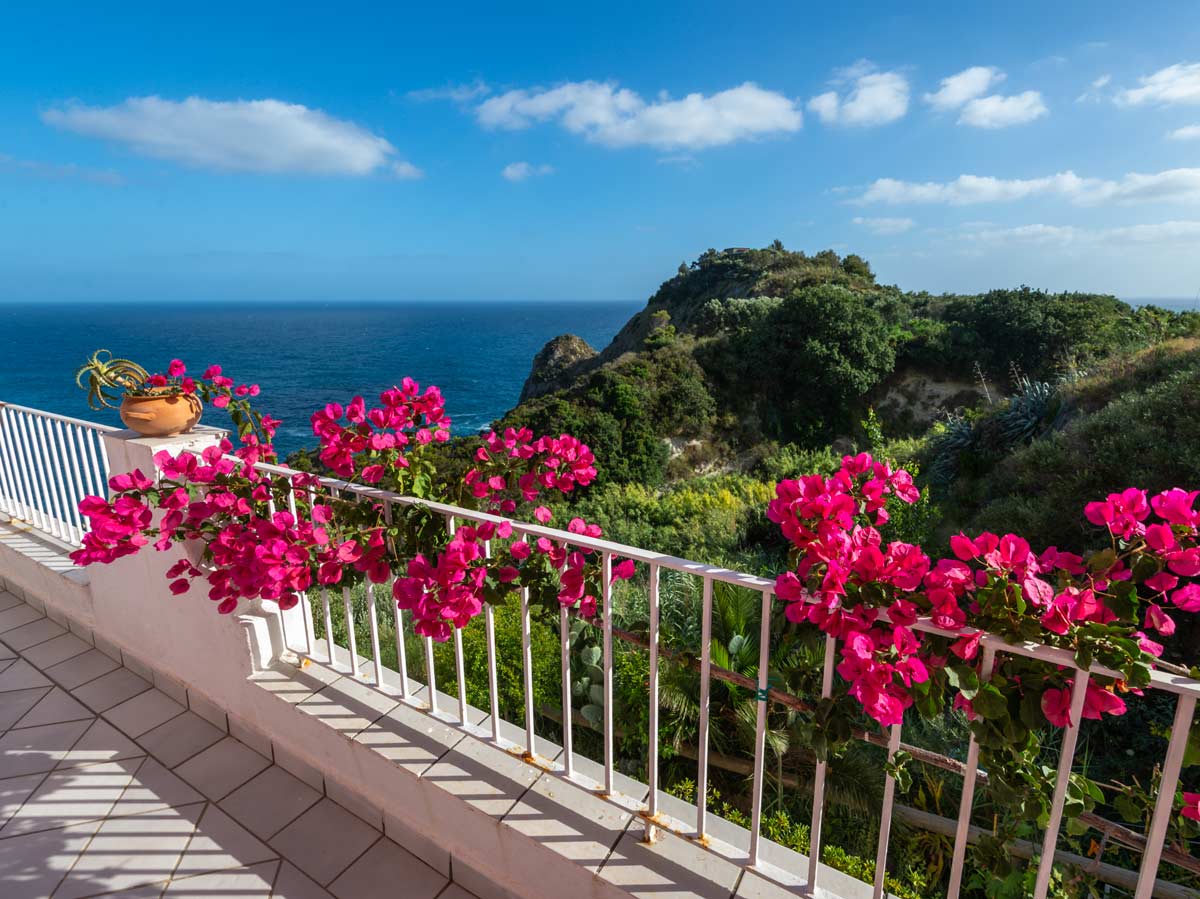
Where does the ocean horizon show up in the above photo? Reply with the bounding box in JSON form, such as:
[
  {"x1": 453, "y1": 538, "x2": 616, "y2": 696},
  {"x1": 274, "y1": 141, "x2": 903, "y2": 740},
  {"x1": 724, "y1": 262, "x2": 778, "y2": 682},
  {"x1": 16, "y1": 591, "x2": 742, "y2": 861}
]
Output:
[{"x1": 0, "y1": 300, "x2": 641, "y2": 455}]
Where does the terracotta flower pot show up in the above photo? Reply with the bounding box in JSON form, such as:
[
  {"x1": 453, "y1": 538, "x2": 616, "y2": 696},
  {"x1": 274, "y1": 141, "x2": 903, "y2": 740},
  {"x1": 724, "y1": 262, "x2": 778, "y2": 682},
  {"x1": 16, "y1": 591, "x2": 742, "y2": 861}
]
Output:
[{"x1": 119, "y1": 392, "x2": 203, "y2": 437}]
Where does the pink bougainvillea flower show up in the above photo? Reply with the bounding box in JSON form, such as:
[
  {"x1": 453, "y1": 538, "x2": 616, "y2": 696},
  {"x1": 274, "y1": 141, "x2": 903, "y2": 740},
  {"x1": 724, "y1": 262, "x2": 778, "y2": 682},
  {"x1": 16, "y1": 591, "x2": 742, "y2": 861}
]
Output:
[
  {"x1": 167, "y1": 359, "x2": 186, "y2": 377},
  {"x1": 1181, "y1": 793, "x2": 1200, "y2": 822},
  {"x1": 1041, "y1": 687, "x2": 1073, "y2": 727}
]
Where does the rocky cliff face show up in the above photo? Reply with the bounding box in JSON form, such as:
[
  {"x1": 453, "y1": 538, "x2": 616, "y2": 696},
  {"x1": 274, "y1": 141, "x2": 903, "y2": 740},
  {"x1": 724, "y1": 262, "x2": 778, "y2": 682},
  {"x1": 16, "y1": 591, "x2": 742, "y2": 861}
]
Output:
[{"x1": 518, "y1": 334, "x2": 598, "y2": 402}]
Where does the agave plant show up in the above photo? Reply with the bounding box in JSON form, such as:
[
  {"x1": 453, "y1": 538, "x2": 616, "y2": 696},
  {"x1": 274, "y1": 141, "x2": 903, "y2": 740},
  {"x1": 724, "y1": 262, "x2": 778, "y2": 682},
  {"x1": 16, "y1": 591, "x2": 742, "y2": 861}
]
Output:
[{"x1": 74, "y1": 350, "x2": 150, "y2": 409}]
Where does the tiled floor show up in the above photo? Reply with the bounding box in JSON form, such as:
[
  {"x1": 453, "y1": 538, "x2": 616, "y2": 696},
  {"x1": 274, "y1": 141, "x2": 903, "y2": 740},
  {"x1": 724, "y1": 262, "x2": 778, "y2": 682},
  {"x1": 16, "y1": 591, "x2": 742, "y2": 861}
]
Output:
[{"x1": 0, "y1": 589, "x2": 478, "y2": 899}]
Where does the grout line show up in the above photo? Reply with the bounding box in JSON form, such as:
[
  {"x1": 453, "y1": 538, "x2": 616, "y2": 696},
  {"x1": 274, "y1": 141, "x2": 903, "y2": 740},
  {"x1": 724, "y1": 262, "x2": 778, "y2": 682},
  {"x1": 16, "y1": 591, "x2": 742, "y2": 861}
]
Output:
[
  {"x1": 254, "y1": 780, "x2": 324, "y2": 841},
  {"x1": 322, "y1": 833, "x2": 382, "y2": 887}
]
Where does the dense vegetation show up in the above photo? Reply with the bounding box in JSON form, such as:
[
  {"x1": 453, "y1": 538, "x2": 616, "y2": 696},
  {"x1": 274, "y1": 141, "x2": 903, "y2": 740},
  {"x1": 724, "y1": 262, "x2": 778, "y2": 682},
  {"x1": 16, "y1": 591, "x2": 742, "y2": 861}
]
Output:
[{"x1": 294, "y1": 245, "x2": 1200, "y2": 898}]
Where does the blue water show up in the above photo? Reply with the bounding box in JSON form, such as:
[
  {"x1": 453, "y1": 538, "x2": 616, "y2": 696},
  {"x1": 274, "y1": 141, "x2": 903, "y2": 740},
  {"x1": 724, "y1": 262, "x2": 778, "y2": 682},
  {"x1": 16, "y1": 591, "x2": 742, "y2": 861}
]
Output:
[{"x1": 0, "y1": 301, "x2": 641, "y2": 456}]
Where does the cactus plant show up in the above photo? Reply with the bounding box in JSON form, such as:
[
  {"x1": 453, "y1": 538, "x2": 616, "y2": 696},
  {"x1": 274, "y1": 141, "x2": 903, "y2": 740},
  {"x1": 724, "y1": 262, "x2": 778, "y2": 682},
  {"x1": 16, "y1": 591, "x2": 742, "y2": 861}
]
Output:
[{"x1": 74, "y1": 350, "x2": 150, "y2": 409}]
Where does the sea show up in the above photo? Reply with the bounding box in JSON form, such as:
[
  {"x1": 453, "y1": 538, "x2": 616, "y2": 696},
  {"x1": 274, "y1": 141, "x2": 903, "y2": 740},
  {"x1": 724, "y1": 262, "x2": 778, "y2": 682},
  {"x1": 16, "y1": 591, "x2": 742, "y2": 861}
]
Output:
[{"x1": 0, "y1": 301, "x2": 641, "y2": 456}]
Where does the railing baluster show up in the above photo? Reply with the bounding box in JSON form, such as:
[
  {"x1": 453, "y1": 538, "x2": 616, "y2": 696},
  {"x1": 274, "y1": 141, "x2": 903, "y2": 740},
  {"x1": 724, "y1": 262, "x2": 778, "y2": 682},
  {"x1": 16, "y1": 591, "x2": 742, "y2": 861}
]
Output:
[
  {"x1": 15, "y1": 411, "x2": 50, "y2": 533},
  {"x1": 872, "y1": 723, "x2": 903, "y2": 898},
  {"x1": 1033, "y1": 672, "x2": 1091, "y2": 899},
  {"x1": 33, "y1": 415, "x2": 69, "y2": 539},
  {"x1": 483, "y1": 539, "x2": 500, "y2": 742},
  {"x1": 520, "y1": 538, "x2": 536, "y2": 757},
  {"x1": 367, "y1": 582, "x2": 384, "y2": 687},
  {"x1": 0, "y1": 410, "x2": 16, "y2": 518},
  {"x1": 696, "y1": 575, "x2": 714, "y2": 838},
  {"x1": 424, "y1": 635, "x2": 438, "y2": 715},
  {"x1": 445, "y1": 515, "x2": 470, "y2": 724},
  {"x1": 320, "y1": 588, "x2": 335, "y2": 666},
  {"x1": 382, "y1": 499, "x2": 409, "y2": 699},
  {"x1": 748, "y1": 587, "x2": 773, "y2": 866},
  {"x1": 560, "y1": 603, "x2": 573, "y2": 776},
  {"x1": 644, "y1": 562, "x2": 661, "y2": 841},
  {"x1": 947, "y1": 644, "x2": 997, "y2": 899},
  {"x1": 54, "y1": 419, "x2": 87, "y2": 543},
  {"x1": 602, "y1": 552, "x2": 615, "y2": 795},
  {"x1": 286, "y1": 484, "x2": 315, "y2": 655},
  {"x1": 808, "y1": 633, "x2": 838, "y2": 891},
  {"x1": 393, "y1": 602, "x2": 410, "y2": 699},
  {"x1": 1134, "y1": 693, "x2": 1197, "y2": 898},
  {"x1": 0, "y1": 409, "x2": 27, "y2": 521},
  {"x1": 78, "y1": 423, "x2": 107, "y2": 507},
  {"x1": 342, "y1": 586, "x2": 359, "y2": 677}
]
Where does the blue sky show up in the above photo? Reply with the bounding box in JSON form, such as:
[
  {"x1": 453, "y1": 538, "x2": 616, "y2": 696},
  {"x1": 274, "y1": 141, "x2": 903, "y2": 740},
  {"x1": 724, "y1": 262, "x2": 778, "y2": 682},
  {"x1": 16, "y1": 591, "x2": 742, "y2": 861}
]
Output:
[{"x1": 2, "y1": 1, "x2": 1200, "y2": 302}]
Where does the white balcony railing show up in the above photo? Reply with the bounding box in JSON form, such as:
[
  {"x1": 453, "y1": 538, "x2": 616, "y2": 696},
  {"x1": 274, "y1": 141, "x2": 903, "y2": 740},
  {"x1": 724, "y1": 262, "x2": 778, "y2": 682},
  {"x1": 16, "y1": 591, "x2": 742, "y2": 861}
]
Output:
[
  {"x1": 0, "y1": 401, "x2": 1197, "y2": 899},
  {"x1": 0, "y1": 402, "x2": 116, "y2": 545}
]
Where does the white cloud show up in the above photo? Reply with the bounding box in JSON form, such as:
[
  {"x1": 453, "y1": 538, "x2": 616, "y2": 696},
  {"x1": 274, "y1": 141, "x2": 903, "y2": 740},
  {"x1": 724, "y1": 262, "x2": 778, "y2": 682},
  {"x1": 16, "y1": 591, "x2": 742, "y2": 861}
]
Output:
[
  {"x1": 391, "y1": 161, "x2": 424, "y2": 179},
  {"x1": 855, "y1": 167, "x2": 1200, "y2": 206},
  {"x1": 923, "y1": 66, "x2": 1005, "y2": 111},
  {"x1": 961, "y1": 220, "x2": 1200, "y2": 247},
  {"x1": 958, "y1": 91, "x2": 1048, "y2": 128},
  {"x1": 407, "y1": 80, "x2": 490, "y2": 103},
  {"x1": 807, "y1": 63, "x2": 909, "y2": 126},
  {"x1": 922, "y1": 67, "x2": 1046, "y2": 127},
  {"x1": 42, "y1": 96, "x2": 419, "y2": 177},
  {"x1": 1116, "y1": 62, "x2": 1200, "y2": 106},
  {"x1": 852, "y1": 216, "x2": 915, "y2": 235},
  {"x1": 475, "y1": 80, "x2": 801, "y2": 150},
  {"x1": 501, "y1": 161, "x2": 553, "y2": 181},
  {"x1": 1167, "y1": 124, "x2": 1200, "y2": 141},
  {"x1": 1077, "y1": 74, "x2": 1112, "y2": 103}
]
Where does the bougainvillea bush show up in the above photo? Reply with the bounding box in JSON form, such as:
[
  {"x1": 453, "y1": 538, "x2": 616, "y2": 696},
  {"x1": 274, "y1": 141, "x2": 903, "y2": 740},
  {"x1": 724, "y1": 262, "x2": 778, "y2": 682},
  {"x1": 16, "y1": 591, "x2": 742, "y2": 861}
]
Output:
[
  {"x1": 767, "y1": 454, "x2": 1200, "y2": 884},
  {"x1": 72, "y1": 368, "x2": 632, "y2": 637},
  {"x1": 71, "y1": 368, "x2": 1200, "y2": 890}
]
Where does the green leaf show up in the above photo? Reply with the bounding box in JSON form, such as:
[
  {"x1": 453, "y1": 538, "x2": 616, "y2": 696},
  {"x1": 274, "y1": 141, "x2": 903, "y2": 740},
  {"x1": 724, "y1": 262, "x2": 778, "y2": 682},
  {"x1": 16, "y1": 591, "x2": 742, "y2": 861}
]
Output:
[{"x1": 972, "y1": 684, "x2": 1008, "y2": 720}]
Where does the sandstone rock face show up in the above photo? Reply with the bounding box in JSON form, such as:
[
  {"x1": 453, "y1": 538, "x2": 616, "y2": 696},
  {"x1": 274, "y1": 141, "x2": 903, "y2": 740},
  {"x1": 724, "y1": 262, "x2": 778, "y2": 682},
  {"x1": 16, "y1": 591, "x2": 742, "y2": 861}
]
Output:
[
  {"x1": 518, "y1": 334, "x2": 598, "y2": 402},
  {"x1": 874, "y1": 371, "x2": 996, "y2": 431}
]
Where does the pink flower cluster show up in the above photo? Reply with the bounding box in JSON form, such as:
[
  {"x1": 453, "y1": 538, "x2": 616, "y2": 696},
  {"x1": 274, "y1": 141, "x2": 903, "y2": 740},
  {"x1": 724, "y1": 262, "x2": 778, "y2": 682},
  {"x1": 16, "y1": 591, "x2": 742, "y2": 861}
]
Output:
[
  {"x1": 770, "y1": 454, "x2": 1200, "y2": 729},
  {"x1": 310, "y1": 379, "x2": 450, "y2": 480},
  {"x1": 465, "y1": 428, "x2": 597, "y2": 512}
]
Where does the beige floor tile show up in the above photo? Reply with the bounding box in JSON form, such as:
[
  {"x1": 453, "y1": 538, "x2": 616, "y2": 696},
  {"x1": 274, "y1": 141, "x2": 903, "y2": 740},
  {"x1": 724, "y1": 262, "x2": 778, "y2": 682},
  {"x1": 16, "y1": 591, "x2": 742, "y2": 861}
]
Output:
[
  {"x1": 328, "y1": 837, "x2": 446, "y2": 899},
  {"x1": 269, "y1": 798, "x2": 380, "y2": 886},
  {"x1": 174, "y1": 804, "x2": 278, "y2": 878},
  {"x1": 46, "y1": 647, "x2": 121, "y2": 689},
  {"x1": 3, "y1": 616, "x2": 65, "y2": 650},
  {"x1": 0, "y1": 757, "x2": 139, "y2": 836},
  {"x1": 14, "y1": 686, "x2": 93, "y2": 729},
  {"x1": 0, "y1": 770, "x2": 46, "y2": 830},
  {"x1": 23, "y1": 632, "x2": 91, "y2": 669},
  {"x1": 105, "y1": 688, "x2": 185, "y2": 738},
  {"x1": 53, "y1": 803, "x2": 205, "y2": 899},
  {"x1": 219, "y1": 765, "x2": 321, "y2": 840},
  {"x1": 0, "y1": 658, "x2": 53, "y2": 693},
  {"x1": 0, "y1": 685, "x2": 51, "y2": 730},
  {"x1": 164, "y1": 861, "x2": 278, "y2": 897},
  {"x1": 0, "y1": 818, "x2": 101, "y2": 899},
  {"x1": 0, "y1": 590, "x2": 24, "y2": 613},
  {"x1": 0, "y1": 718, "x2": 91, "y2": 778},
  {"x1": 0, "y1": 603, "x2": 44, "y2": 637},
  {"x1": 175, "y1": 736, "x2": 272, "y2": 800},
  {"x1": 111, "y1": 757, "x2": 204, "y2": 816},
  {"x1": 271, "y1": 861, "x2": 336, "y2": 899},
  {"x1": 56, "y1": 718, "x2": 146, "y2": 770},
  {"x1": 74, "y1": 667, "x2": 152, "y2": 712},
  {"x1": 137, "y1": 711, "x2": 224, "y2": 767}
]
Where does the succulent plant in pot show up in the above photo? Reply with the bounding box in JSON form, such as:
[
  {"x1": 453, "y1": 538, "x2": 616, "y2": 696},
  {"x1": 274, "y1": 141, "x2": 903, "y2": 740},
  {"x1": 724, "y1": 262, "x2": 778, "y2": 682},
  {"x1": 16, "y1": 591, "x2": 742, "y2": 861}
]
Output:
[
  {"x1": 75, "y1": 350, "x2": 202, "y2": 437},
  {"x1": 74, "y1": 351, "x2": 275, "y2": 445}
]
